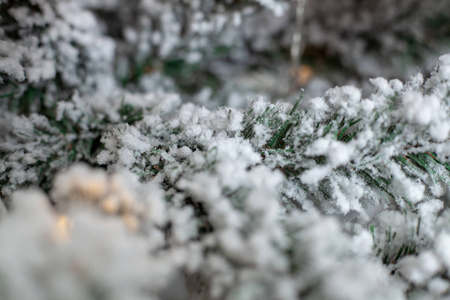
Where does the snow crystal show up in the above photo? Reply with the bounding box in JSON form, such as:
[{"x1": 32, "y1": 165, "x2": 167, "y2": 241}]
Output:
[
  {"x1": 23, "y1": 47, "x2": 56, "y2": 83},
  {"x1": 306, "y1": 138, "x2": 354, "y2": 167},
  {"x1": 372, "y1": 210, "x2": 410, "y2": 252},
  {"x1": 213, "y1": 137, "x2": 261, "y2": 166},
  {"x1": 175, "y1": 146, "x2": 193, "y2": 159},
  {"x1": 178, "y1": 173, "x2": 222, "y2": 203},
  {"x1": 390, "y1": 162, "x2": 425, "y2": 204},
  {"x1": 350, "y1": 229, "x2": 373, "y2": 256},
  {"x1": 328, "y1": 142, "x2": 354, "y2": 166},
  {"x1": 418, "y1": 199, "x2": 444, "y2": 217},
  {"x1": 56, "y1": 2, "x2": 98, "y2": 30},
  {"x1": 300, "y1": 97, "x2": 330, "y2": 119},
  {"x1": 370, "y1": 77, "x2": 394, "y2": 96},
  {"x1": 429, "y1": 121, "x2": 450, "y2": 141},
  {"x1": 300, "y1": 166, "x2": 332, "y2": 186},
  {"x1": 400, "y1": 92, "x2": 440, "y2": 126},
  {"x1": 0, "y1": 41, "x2": 25, "y2": 82},
  {"x1": 399, "y1": 251, "x2": 442, "y2": 285},
  {"x1": 120, "y1": 126, "x2": 149, "y2": 152},
  {"x1": 404, "y1": 73, "x2": 424, "y2": 92},
  {"x1": 353, "y1": 129, "x2": 374, "y2": 149},
  {"x1": 331, "y1": 175, "x2": 364, "y2": 214},
  {"x1": 318, "y1": 261, "x2": 405, "y2": 300},
  {"x1": 389, "y1": 79, "x2": 404, "y2": 93},
  {"x1": 428, "y1": 277, "x2": 450, "y2": 296},
  {"x1": 325, "y1": 86, "x2": 362, "y2": 117},
  {"x1": 359, "y1": 99, "x2": 376, "y2": 116},
  {"x1": 434, "y1": 232, "x2": 450, "y2": 273}
]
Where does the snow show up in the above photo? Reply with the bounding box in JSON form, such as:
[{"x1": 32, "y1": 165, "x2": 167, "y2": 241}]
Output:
[
  {"x1": 325, "y1": 86, "x2": 362, "y2": 118},
  {"x1": 400, "y1": 92, "x2": 441, "y2": 126},
  {"x1": 51, "y1": 164, "x2": 108, "y2": 205},
  {"x1": 0, "y1": 187, "x2": 175, "y2": 300},
  {"x1": 370, "y1": 77, "x2": 395, "y2": 96},
  {"x1": 399, "y1": 251, "x2": 442, "y2": 285},
  {"x1": 300, "y1": 166, "x2": 332, "y2": 186},
  {"x1": 318, "y1": 261, "x2": 405, "y2": 300},
  {"x1": 428, "y1": 278, "x2": 450, "y2": 296},
  {"x1": 434, "y1": 232, "x2": 450, "y2": 275},
  {"x1": 390, "y1": 162, "x2": 425, "y2": 204},
  {"x1": 1, "y1": 1, "x2": 450, "y2": 299},
  {"x1": 0, "y1": 41, "x2": 25, "y2": 82},
  {"x1": 305, "y1": 138, "x2": 354, "y2": 167}
]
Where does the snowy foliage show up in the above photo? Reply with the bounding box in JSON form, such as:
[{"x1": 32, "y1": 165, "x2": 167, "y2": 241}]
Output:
[
  {"x1": 0, "y1": 0, "x2": 116, "y2": 103},
  {"x1": 3, "y1": 0, "x2": 448, "y2": 109},
  {"x1": 1, "y1": 1, "x2": 450, "y2": 300},
  {"x1": 0, "y1": 175, "x2": 177, "y2": 300},
  {"x1": 2, "y1": 54, "x2": 449, "y2": 299}
]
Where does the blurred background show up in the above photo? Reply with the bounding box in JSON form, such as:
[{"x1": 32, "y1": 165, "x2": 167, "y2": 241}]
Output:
[
  {"x1": 82, "y1": 0, "x2": 450, "y2": 107},
  {"x1": 2, "y1": 0, "x2": 450, "y2": 109}
]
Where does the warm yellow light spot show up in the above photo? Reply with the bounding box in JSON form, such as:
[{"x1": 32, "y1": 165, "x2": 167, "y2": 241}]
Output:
[
  {"x1": 119, "y1": 191, "x2": 135, "y2": 213},
  {"x1": 122, "y1": 214, "x2": 138, "y2": 232},
  {"x1": 78, "y1": 179, "x2": 107, "y2": 200},
  {"x1": 101, "y1": 195, "x2": 120, "y2": 215},
  {"x1": 292, "y1": 65, "x2": 314, "y2": 86},
  {"x1": 56, "y1": 215, "x2": 73, "y2": 242}
]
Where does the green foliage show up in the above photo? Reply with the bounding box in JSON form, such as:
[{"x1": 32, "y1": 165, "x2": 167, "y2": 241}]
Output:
[{"x1": 118, "y1": 97, "x2": 144, "y2": 124}]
